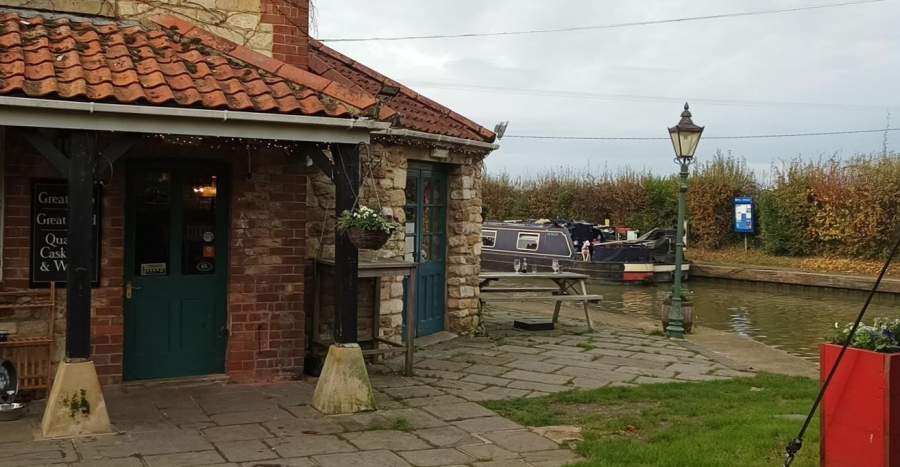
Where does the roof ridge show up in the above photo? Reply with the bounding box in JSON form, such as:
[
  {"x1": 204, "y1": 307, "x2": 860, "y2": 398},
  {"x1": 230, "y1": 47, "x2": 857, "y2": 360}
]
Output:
[
  {"x1": 148, "y1": 15, "x2": 380, "y2": 116},
  {"x1": 309, "y1": 39, "x2": 495, "y2": 142}
]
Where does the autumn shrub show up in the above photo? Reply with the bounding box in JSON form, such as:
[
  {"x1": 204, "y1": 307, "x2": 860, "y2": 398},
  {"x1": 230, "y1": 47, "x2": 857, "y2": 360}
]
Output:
[
  {"x1": 686, "y1": 151, "x2": 758, "y2": 249},
  {"x1": 629, "y1": 174, "x2": 678, "y2": 232},
  {"x1": 481, "y1": 150, "x2": 900, "y2": 259},
  {"x1": 758, "y1": 159, "x2": 814, "y2": 256}
]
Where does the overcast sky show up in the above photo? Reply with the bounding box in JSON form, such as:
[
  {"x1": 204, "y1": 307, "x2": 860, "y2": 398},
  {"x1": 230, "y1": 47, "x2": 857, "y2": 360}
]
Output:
[{"x1": 315, "y1": 0, "x2": 900, "y2": 178}]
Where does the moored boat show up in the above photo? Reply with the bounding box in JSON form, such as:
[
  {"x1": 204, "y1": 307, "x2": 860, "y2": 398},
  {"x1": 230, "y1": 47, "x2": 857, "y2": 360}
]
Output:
[{"x1": 480, "y1": 220, "x2": 689, "y2": 284}]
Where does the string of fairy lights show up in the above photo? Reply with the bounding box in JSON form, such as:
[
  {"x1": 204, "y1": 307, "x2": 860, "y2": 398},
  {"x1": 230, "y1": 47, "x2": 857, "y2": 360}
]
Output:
[{"x1": 142, "y1": 133, "x2": 492, "y2": 156}]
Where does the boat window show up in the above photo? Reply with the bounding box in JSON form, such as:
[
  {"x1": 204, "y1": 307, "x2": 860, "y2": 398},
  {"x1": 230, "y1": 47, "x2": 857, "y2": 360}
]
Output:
[
  {"x1": 482, "y1": 230, "x2": 497, "y2": 248},
  {"x1": 516, "y1": 232, "x2": 540, "y2": 251}
]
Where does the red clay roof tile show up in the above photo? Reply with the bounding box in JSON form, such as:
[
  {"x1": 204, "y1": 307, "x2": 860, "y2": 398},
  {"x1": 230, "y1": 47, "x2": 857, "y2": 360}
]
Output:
[
  {"x1": 308, "y1": 39, "x2": 494, "y2": 143},
  {"x1": 0, "y1": 11, "x2": 492, "y2": 143},
  {"x1": 0, "y1": 11, "x2": 371, "y2": 119}
]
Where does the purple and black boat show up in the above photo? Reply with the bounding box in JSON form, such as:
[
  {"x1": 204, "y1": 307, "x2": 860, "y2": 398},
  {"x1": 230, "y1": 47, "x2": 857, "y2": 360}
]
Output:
[{"x1": 479, "y1": 220, "x2": 690, "y2": 284}]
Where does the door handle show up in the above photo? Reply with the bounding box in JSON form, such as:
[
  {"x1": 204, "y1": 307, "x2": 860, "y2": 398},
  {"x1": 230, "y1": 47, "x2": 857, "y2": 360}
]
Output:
[{"x1": 125, "y1": 281, "x2": 141, "y2": 299}]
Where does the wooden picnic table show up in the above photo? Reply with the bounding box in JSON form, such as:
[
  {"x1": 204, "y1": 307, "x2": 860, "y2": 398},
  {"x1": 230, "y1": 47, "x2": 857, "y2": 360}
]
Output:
[{"x1": 478, "y1": 271, "x2": 602, "y2": 331}]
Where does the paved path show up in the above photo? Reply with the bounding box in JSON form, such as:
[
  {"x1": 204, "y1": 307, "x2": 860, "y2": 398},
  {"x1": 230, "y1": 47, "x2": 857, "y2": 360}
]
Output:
[
  {"x1": 0, "y1": 306, "x2": 753, "y2": 467},
  {"x1": 373, "y1": 307, "x2": 754, "y2": 399},
  {"x1": 1, "y1": 378, "x2": 581, "y2": 467}
]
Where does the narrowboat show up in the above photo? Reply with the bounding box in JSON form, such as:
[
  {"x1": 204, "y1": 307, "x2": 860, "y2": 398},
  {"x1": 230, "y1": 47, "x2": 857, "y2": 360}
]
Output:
[{"x1": 480, "y1": 220, "x2": 690, "y2": 284}]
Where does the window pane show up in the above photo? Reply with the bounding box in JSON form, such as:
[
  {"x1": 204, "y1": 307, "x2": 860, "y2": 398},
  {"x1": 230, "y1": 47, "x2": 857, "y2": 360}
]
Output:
[
  {"x1": 134, "y1": 172, "x2": 171, "y2": 276},
  {"x1": 517, "y1": 233, "x2": 540, "y2": 251},
  {"x1": 428, "y1": 234, "x2": 444, "y2": 261},
  {"x1": 422, "y1": 235, "x2": 431, "y2": 262},
  {"x1": 423, "y1": 207, "x2": 432, "y2": 234},
  {"x1": 182, "y1": 175, "x2": 218, "y2": 275},
  {"x1": 423, "y1": 178, "x2": 432, "y2": 204},
  {"x1": 405, "y1": 176, "x2": 417, "y2": 205},
  {"x1": 482, "y1": 231, "x2": 496, "y2": 248},
  {"x1": 429, "y1": 177, "x2": 443, "y2": 205}
]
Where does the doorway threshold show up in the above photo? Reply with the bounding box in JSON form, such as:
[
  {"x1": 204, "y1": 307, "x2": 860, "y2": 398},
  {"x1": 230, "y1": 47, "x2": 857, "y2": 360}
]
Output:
[
  {"x1": 414, "y1": 331, "x2": 457, "y2": 349},
  {"x1": 122, "y1": 374, "x2": 229, "y2": 392}
]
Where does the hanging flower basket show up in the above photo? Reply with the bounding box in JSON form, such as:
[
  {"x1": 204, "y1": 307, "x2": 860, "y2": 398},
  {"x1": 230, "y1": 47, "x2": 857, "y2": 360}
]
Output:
[
  {"x1": 337, "y1": 205, "x2": 400, "y2": 251},
  {"x1": 346, "y1": 226, "x2": 392, "y2": 250}
]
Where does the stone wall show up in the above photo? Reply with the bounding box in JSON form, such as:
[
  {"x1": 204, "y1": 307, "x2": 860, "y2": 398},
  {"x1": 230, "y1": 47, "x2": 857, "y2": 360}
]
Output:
[
  {"x1": 3, "y1": 0, "x2": 312, "y2": 64},
  {"x1": 305, "y1": 141, "x2": 487, "y2": 341}
]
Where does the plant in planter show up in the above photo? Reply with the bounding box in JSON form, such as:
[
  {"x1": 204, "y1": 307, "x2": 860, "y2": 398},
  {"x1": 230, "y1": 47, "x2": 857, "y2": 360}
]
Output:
[
  {"x1": 660, "y1": 287, "x2": 694, "y2": 333},
  {"x1": 336, "y1": 205, "x2": 400, "y2": 250},
  {"x1": 820, "y1": 317, "x2": 900, "y2": 467}
]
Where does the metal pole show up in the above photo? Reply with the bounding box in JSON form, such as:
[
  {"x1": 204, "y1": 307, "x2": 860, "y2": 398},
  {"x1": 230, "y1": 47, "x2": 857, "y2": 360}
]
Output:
[
  {"x1": 745, "y1": 233, "x2": 748, "y2": 251},
  {"x1": 667, "y1": 160, "x2": 689, "y2": 339}
]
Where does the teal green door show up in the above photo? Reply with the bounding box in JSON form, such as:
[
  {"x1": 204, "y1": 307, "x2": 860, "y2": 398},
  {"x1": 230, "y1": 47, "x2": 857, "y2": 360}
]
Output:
[
  {"x1": 123, "y1": 163, "x2": 229, "y2": 381},
  {"x1": 404, "y1": 163, "x2": 447, "y2": 337}
]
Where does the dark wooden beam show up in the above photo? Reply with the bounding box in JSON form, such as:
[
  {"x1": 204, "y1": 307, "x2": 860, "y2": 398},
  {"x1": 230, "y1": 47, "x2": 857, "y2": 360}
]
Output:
[
  {"x1": 23, "y1": 130, "x2": 69, "y2": 175},
  {"x1": 97, "y1": 134, "x2": 137, "y2": 174},
  {"x1": 297, "y1": 143, "x2": 333, "y2": 180},
  {"x1": 65, "y1": 130, "x2": 96, "y2": 360},
  {"x1": 331, "y1": 143, "x2": 359, "y2": 344}
]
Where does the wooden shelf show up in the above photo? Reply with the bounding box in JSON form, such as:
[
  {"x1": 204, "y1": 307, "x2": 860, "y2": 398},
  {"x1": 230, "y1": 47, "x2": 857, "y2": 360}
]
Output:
[
  {"x1": 0, "y1": 301, "x2": 53, "y2": 310},
  {"x1": 0, "y1": 337, "x2": 53, "y2": 347},
  {"x1": 0, "y1": 282, "x2": 55, "y2": 391}
]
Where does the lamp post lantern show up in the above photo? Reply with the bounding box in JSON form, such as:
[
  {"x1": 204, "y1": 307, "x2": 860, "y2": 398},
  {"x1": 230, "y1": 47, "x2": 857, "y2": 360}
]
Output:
[{"x1": 666, "y1": 103, "x2": 703, "y2": 339}]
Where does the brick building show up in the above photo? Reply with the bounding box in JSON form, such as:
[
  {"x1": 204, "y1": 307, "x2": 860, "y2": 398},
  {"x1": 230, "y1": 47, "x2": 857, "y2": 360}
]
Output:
[{"x1": 0, "y1": 1, "x2": 496, "y2": 387}]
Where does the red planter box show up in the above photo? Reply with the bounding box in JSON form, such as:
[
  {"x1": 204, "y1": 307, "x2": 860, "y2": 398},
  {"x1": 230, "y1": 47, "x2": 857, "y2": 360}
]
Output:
[{"x1": 820, "y1": 343, "x2": 900, "y2": 467}]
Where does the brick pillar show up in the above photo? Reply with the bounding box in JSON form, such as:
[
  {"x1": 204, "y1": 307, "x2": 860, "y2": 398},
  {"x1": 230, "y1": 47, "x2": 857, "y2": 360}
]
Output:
[
  {"x1": 261, "y1": 0, "x2": 310, "y2": 69},
  {"x1": 228, "y1": 147, "x2": 307, "y2": 382}
]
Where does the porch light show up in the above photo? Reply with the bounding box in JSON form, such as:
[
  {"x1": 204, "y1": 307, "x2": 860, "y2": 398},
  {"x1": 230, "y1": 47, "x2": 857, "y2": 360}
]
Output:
[
  {"x1": 192, "y1": 176, "x2": 217, "y2": 198},
  {"x1": 668, "y1": 103, "x2": 704, "y2": 160}
]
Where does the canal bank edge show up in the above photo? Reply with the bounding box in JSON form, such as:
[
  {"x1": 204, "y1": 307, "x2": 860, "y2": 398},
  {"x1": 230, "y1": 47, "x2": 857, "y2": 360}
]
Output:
[{"x1": 692, "y1": 262, "x2": 900, "y2": 295}]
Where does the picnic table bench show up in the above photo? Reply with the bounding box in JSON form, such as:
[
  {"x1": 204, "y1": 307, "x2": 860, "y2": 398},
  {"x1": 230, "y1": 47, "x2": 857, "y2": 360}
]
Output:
[{"x1": 478, "y1": 271, "x2": 602, "y2": 331}]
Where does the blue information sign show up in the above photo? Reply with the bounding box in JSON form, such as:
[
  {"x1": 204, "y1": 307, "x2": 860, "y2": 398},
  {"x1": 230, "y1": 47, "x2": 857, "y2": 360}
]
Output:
[{"x1": 734, "y1": 197, "x2": 754, "y2": 233}]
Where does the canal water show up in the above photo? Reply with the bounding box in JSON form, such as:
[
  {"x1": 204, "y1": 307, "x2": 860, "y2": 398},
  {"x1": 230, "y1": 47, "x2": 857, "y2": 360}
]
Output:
[
  {"x1": 586, "y1": 279, "x2": 900, "y2": 362},
  {"x1": 499, "y1": 276, "x2": 900, "y2": 362}
]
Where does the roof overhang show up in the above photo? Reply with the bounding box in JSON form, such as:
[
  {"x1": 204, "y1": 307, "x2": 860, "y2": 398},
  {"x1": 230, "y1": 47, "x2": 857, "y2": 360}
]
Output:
[
  {"x1": 0, "y1": 96, "x2": 391, "y2": 144},
  {"x1": 373, "y1": 128, "x2": 499, "y2": 151}
]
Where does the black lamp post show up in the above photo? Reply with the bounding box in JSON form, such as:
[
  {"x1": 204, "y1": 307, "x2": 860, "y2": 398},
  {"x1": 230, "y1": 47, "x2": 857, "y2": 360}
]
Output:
[{"x1": 666, "y1": 103, "x2": 704, "y2": 338}]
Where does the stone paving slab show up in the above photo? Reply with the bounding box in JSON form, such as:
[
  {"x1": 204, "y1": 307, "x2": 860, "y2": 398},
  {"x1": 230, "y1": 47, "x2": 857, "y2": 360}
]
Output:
[
  {"x1": 313, "y1": 449, "x2": 414, "y2": 467},
  {"x1": 414, "y1": 426, "x2": 484, "y2": 447},
  {"x1": 342, "y1": 430, "x2": 432, "y2": 451},
  {"x1": 262, "y1": 417, "x2": 345, "y2": 436},
  {"x1": 501, "y1": 370, "x2": 572, "y2": 386},
  {"x1": 461, "y1": 444, "x2": 519, "y2": 461},
  {"x1": 212, "y1": 407, "x2": 295, "y2": 426},
  {"x1": 399, "y1": 448, "x2": 476, "y2": 466},
  {"x1": 143, "y1": 450, "x2": 227, "y2": 467},
  {"x1": 404, "y1": 395, "x2": 468, "y2": 407},
  {"x1": 0, "y1": 440, "x2": 79, "y2": 467},
  {"x1": 266, "y1": 435, "x2": 357, "y2": 458},
  {"x1": 421, "y1": 402, "x2": 496, "y2": 421},
  {"x1": 203, "y1": 424, "x2": 273, "y2": 443},
  {"x1": 76, "y1": 430, "x2": 214, "y2": 460},
  {"x1": 482, "y1": 431, "x2": 561, "y2": 453},
  {"x1": 451, "y1": 416, "x2": 524, "y2": 433}
]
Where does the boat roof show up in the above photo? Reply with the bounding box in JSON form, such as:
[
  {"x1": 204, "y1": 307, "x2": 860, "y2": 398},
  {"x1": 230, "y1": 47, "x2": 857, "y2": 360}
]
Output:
[{"x1": 483, "y1": 221, "x2": 563, "y2": 230}]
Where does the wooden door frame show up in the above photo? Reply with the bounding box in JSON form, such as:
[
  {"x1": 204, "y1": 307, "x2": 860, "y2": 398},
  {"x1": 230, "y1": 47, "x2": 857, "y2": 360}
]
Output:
[
  {"x1": 405, "y1": 161, "x2": 449, "y2": 336},
  {"x1": 122, "y1": 159, "x2": 231, "y2": 380}
]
